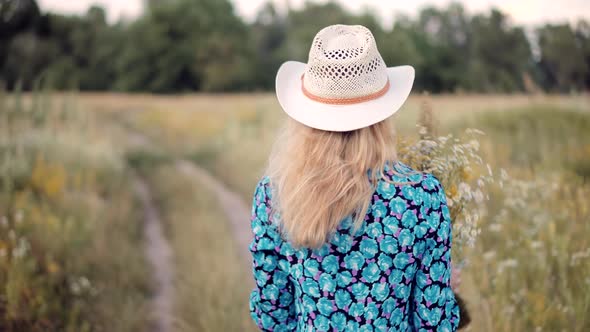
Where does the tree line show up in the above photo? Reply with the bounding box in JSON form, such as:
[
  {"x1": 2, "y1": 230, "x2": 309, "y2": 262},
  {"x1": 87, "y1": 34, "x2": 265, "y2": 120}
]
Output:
[{"x1": 1, "y1": 0, "x2": 589, "y2": 93}]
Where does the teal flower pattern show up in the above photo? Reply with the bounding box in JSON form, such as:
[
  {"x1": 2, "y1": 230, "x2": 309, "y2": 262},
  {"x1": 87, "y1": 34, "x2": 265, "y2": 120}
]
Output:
[
  {"x1": 335, "y1": 289, "x2": 352, "y2": 309},
  {"x1": 359, "y1": 238, "x2": 379, "y2": 259},
  {"x1": 376, "y1": 180, "x2": 397, "y2": 199},
  {"x1": 249, "y1": 161, "x2": 460, "y2": 331},
  {"x1": 318, "y1": 273, "x2": 336, "y2": 293},
  {"x1": 331, "y1": 312, "x2": 347, "y2": 330},
  {"x1": 344, "y1": 251, "x2": 365, "y2": 270},
  {"x1": 371, "y1": 200, "x2": 387, "y2": 219}
]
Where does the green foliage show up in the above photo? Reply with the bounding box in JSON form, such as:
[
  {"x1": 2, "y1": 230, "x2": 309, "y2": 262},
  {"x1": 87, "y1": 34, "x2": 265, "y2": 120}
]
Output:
[
  {"x1": 0, "y1": 0, "x2": 589, "y2": 93},
  {"x1": 115, "y1": 0, "x2": 251, "y2": 92},
  {"x1": 466, "y1": 10, "x2": 531, "y2": 92},
  {"x1": 538, "y1": 23, "x2": 590, "y2": 92}
]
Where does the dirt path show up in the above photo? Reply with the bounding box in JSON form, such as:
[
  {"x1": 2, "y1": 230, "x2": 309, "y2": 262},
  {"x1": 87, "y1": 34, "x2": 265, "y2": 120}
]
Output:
[
  {"x1": 124, "y1": 122, "x2": 254, "y2": 331},
  {"x1": 133, "y1": 175, "x2": 175, "y2": 332},
  {"x1": 176, "y1": 160, "x2": 254, "y2": 286},
  {"x1": 121, "y1": 113, "x2": 255, "y2": 330}
]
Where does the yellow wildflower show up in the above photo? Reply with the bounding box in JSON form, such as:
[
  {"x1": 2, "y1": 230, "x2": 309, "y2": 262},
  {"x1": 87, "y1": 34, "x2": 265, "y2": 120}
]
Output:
[
  {"x1": 31, "y1": 156, "x2": 67, "y2": 199},
  {"x1": 448, "y1": 184, "x2": 458, "y2": 200},
  {"x1": 47, "y1": 260, "x2": 60, "y2": 275},
  {"x1": 460, "y1": 166, "x2": 472, "y2": 182}
]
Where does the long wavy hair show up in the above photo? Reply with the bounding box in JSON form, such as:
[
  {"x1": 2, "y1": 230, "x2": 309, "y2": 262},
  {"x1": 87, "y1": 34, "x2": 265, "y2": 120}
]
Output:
[{"x1": 266, "y1": 117, "x2": 417, "y2": 249}]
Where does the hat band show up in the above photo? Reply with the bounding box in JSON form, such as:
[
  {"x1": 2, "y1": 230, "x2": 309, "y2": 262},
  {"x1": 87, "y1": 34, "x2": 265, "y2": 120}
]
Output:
[{"x1": 301, "y1": 74, "x2": 390, "y2": 105}]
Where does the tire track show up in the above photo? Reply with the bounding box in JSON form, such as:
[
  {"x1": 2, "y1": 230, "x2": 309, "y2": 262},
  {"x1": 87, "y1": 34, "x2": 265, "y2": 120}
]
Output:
[
  {"x1": 124, "y1": 125, "x2": 175, "y2": 332},
  {"x1": 133, "y1": 176, "x2": 175, "y2": 332}
]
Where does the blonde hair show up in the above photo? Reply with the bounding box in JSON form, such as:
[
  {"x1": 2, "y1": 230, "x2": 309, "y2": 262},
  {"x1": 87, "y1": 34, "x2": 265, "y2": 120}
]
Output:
[{"x1": 266, "y1": 117, "x2": 417, "y2": 249}]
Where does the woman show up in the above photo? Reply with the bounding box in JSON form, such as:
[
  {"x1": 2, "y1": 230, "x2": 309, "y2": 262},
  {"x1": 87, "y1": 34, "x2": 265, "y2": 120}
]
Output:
[{"x1": 248, "y1": 25, "x2": 460, "y2": 331}]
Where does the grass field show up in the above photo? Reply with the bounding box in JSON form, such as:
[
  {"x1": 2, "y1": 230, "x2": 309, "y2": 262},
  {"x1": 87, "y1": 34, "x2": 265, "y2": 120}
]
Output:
[{"x1": 4, "y1": 91, "x2": 590, "y2": 331}]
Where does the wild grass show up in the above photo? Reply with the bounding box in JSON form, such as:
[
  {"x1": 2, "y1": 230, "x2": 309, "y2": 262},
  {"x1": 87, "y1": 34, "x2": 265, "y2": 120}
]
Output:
[
  {"x1": 452, "y1": 106, "x2": 590, "y2": 331},
  {"x1": 406, "y1": 103, "x2": 590, "y2": 331},
  {"x1": 145, "y1": 164, "x2": 257, "y2": 332},
  {"x1": 0, "y1": 90, "x2": 150, "y2": 331},
  {"x1": 466, "y1": 172, "x2": 590, "y2": 331},
  {"x1": 450, "y1": 106, "x2": 590, "y2": 178}
]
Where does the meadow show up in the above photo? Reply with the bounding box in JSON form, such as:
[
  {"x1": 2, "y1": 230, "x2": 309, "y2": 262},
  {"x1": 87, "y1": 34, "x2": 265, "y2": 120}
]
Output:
[{"x1": 1, "y1": 91, "x2": 589, "y2": 331}]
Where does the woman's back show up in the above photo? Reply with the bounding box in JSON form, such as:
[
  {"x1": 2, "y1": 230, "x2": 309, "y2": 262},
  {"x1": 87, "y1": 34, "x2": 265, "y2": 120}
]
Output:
[{"x1": 249, "y1": 160, "x2": 460, "y2": 331}]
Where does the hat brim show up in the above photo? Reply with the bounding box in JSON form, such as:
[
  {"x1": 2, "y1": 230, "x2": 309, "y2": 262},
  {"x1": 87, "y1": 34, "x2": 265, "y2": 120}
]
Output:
[{"x1": 275, "y1": 61, "x2": 415, "y2": 132}]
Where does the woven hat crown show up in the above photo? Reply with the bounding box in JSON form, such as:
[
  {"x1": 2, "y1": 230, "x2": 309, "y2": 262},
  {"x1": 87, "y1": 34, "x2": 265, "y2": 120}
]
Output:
[{"x1": 303, "y1": 25, "x2": 389, "y2": 101}]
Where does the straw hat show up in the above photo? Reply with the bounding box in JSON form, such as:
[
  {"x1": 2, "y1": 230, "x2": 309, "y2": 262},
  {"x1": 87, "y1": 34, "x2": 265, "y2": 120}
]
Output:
[{"x1": 275, "y1": 24, "x2": 415, "y2": 132}]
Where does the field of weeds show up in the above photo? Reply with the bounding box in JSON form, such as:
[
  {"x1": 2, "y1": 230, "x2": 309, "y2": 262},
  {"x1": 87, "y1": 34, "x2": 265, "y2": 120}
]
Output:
[
  {"x1": 0, "y1": 91, "x2": 151, "y2": 331},
  {"x1": 3, "y1": 92, "x2": 589, "y2": 331}
]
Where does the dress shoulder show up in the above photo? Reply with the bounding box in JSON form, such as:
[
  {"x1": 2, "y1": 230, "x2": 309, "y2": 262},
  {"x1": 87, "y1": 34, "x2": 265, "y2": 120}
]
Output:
[{"x1": 381, "y1": 160, "x2": 427, "y2": 184}]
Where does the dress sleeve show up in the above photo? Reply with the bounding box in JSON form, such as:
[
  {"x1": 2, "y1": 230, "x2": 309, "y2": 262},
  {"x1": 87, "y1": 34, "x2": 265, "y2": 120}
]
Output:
[
  {"x1": 410, "y1": 175, "x2": 461, "y2": 331},
  {"x1": 248, "y1": 178, "x2": 297, "y2": 331}
]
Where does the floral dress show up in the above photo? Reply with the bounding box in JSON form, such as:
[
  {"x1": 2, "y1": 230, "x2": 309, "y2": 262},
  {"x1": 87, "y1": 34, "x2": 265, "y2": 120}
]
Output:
[{"x1": 248, "y1": 161, "x2": 460, "y2": 331}]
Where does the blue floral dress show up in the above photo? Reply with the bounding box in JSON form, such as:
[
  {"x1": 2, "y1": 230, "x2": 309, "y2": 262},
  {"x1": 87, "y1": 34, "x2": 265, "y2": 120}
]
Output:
[{"x1": 248, "y1": 161, "x2": 460, "y2": 331}]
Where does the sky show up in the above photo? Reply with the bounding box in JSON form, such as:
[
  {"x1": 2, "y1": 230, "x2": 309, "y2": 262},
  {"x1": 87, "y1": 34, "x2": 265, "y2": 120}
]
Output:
[{"x1": 37, "y1": 0, "x2": 589, "y2": 27}]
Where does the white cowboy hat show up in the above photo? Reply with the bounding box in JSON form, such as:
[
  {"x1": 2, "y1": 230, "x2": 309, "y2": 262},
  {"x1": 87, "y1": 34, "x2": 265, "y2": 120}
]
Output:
[{"x1": 275, "y1": 24, "x2": 415, "y2": 132}]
